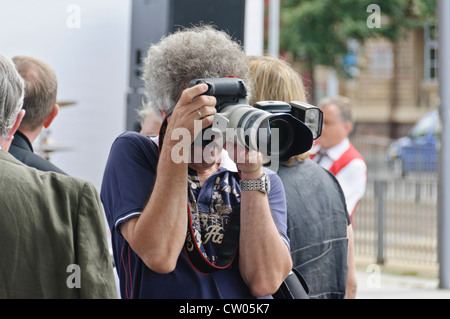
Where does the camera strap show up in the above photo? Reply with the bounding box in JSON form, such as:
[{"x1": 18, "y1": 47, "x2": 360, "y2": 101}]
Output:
[
  {"x1": 158, "y1": 116, "x2": 240, "y2": 274},
  {"x1": 184, "y1": 202, "x2": 240, "y2": 274}
]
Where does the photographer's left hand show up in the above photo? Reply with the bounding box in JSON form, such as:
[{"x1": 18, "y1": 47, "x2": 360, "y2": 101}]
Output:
[
  {"x1": 232, "y1": 140, "x2": 292, "y2": 297},
  {"x1": 225, "y1": 142, "x2": 264, "y2": 179}
]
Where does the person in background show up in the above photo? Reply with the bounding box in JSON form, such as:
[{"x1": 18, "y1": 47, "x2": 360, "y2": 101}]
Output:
[
  {"x1": 310, "y1": 96, "x2": 367, "y2": 220},
  {"x1": 9, "y1": 56, "x2": 66, "y2": 174},
  {"x1": 138, "y1": 102, "x2": 161, "y2": 137},
  {"x1": 248, "y1": 55, "x2": 357, "y2": 298},
  {"x1": 101, "y1": 26, "x2": 292, "y2": 299},
  {"x1": 0, "y1": 54, "x2": 117, "y2": 298}
]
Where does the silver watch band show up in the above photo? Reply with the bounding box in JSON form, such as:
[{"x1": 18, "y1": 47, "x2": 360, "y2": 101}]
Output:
[
  {"x1": 239, "y1": 174, "x2": 270, "y2": 193},
  {"x1": 240, "y1": 179, "x2": 264, "y2": 191}
]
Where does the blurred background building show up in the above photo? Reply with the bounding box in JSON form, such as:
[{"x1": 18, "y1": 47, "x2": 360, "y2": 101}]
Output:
[
  {"x1": 279, "y1": 0, "x2": 438, "y2": 140},
  {"x1": 317, "y1": 27, "x2": 439, "y2": 139}
]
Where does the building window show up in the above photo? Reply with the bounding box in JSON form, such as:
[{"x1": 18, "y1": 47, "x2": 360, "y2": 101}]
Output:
[{"x1": 424, "y1": 25, "x2": 438, "y2": 81}]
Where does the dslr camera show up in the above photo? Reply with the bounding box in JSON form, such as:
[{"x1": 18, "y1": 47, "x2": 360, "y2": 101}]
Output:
[{"x1": 189, "y1": 77, "x2": 322, "y2": 163}]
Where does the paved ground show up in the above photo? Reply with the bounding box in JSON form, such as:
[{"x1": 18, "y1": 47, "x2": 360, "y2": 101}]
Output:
[{"x1": 356, "y1": 269, "x2": 450, "y2": 299}]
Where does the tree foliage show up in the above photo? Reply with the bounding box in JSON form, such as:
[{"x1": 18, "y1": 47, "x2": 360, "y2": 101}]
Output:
[{"x1": 280, "y1": 0, "x2": 436, "y2": 72}]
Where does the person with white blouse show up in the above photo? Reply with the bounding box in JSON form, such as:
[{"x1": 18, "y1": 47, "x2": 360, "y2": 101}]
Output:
[{"x1": 310, "y1": 96, "x2": 367, "y2": 220}]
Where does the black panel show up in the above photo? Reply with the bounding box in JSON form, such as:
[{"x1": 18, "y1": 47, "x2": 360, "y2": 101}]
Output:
[
  {"x1": 127, "y1": 0, "x2": 246, "y2": 131},
  {"x1": 170, "y1": 0, "x2": 245, "y2": 44}
]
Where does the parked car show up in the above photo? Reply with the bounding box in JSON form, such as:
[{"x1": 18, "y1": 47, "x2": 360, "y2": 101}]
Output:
[{"x1": 387, "y1": 110, "x2": 440, "y2": 176}]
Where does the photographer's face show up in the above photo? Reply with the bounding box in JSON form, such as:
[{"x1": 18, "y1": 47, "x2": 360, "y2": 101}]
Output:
[
  {"x1": 318, "y1": 103, "x2": 352, "y2": 150},
  {"x1": 190, "y1": 142, "x2": 222, "y2": 166}
]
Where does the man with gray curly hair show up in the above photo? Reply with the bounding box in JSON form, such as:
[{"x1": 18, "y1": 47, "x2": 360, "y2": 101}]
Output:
[
  {"x1": 142, "y1": 26, "x2": 252, "y2": 114},
  {"x1": 0, "y1": 54, "x2": 117, "y2": 298},
  {"x1": 101, "y1": 26, "x2": 292, "y2": 299}
]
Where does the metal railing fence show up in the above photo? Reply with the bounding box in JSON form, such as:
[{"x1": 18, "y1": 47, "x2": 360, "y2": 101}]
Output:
[{"x1": 350, "y1": 136, "x2": 438, "y2": 272}]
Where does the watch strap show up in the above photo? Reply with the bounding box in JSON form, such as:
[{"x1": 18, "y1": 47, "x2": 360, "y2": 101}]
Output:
[{"x1": 239, "y1": 174, "x2": 268, "y2": 192}]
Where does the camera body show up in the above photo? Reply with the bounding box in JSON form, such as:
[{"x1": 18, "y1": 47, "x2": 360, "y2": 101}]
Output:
[{"x1": 188, "y1": 77, "x2": 319, "y2": 162}]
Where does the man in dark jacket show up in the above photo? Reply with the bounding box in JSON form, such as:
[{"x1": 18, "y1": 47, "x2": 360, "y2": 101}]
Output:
[
  {"x1": 9, "y1": 56, "x2": 66, "y2": 174},
  {"x1": 0, "y1": 54, "x2": 117, "y2": 298}
]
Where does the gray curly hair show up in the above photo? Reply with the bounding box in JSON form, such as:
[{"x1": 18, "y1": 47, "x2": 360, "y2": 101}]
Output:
[
  {"x1": 141, "y1": 25, "x2": 251, "y2": 113},
  {"x1": 0, "y1": 54, "x2": 25, "y2": 138}
]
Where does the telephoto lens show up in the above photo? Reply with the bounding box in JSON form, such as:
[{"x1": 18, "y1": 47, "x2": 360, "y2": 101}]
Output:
[{"x1": 189, "y1": 78, "x2": 313, "y2": 162}]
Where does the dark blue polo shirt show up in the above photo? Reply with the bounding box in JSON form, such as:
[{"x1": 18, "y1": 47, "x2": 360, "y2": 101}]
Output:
[{"x1": 101, "y1": 132, "x2": 288, "y2": 299}]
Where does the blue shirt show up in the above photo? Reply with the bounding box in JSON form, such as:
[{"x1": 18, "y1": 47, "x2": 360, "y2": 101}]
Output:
[{"x1": 101, "y1": 132, "x2": 288, "y2": 299}]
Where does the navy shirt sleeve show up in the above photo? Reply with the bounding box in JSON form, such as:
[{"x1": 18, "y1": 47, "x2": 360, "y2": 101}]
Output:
[
  {"x1": 265, "y1": 169, "x2": 290, "y2": 247},
  {"x1": 101, "y1": 132, "x2": 159, "y2": 235},
  {"x1": 101, "y1": 133, "x2": 289, "y2": 298}
]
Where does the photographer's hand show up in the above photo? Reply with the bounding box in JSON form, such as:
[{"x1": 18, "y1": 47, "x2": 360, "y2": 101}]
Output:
[
  {"x1": 225, "y1": 142, "x2": 264, "y2": 179},
  {"x1": 228, "y1": 143, "x2": 292, "y2": 297},
  {"x1": 165, "y1": 84, "x2": 217, "y2": 145},
  {"x1": 119, "y1": 84, "x2": 217, "y2": 274}
]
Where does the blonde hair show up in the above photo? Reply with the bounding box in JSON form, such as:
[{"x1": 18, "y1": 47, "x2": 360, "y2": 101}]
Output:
[
  {"x1": 248, "y1": 55, "x2": 309, "y2": 165},
  {"x1": 248, "y1": 55, "x2": 307, "y2": 106}
]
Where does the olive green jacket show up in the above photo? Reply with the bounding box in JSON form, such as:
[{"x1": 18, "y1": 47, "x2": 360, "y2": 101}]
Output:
[{"x1": 0, "y1": 150, "x2": 117, "y2": 298}]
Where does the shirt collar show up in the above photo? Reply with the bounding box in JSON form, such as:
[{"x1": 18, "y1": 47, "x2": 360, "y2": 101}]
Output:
[
  {"x1": 325, "y1": 138, "x2": 350, "y2": 161},
  {"x1": 150, "y1": 135, "x2": 238, "y2": 172},
  {"x1": 220, "y1": 149, "x2": 238, "y2": 172}
]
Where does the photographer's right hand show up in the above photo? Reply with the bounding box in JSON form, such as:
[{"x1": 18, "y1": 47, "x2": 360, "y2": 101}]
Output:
[
  {"x1": 120, "y1": 85, "x2": 217, "y2": 274},
  {"x1": 165, "y1": 84, "x2": 217, "y2": 145}
]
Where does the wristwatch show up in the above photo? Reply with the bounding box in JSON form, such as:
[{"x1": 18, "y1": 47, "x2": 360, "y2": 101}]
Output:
[{"x1": 240, "y1": 174, "x2": 271, "y2": 194}]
